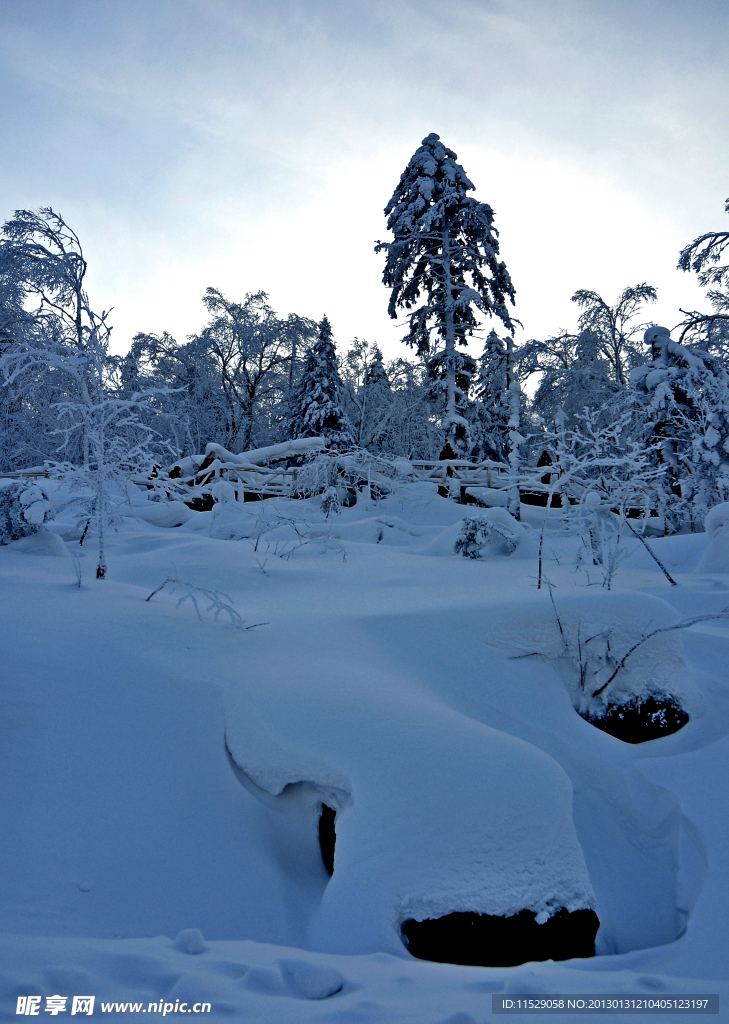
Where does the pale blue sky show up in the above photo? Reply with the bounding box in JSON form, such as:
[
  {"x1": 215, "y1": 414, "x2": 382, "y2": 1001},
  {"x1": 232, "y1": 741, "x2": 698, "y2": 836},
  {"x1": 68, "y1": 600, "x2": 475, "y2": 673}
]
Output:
[{"x1": 1, "y1": 0, "x2": 727, "y2": 358}]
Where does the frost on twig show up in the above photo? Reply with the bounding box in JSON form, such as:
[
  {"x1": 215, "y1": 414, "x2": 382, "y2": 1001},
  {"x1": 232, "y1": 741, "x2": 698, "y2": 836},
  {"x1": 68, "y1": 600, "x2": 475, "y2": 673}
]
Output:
[
  {"x1": 590, "y1": 609, "x2": 729, "y2": 697},
  {"x1": 146, "y1": 569, "x2": 245, "y2": 629}
]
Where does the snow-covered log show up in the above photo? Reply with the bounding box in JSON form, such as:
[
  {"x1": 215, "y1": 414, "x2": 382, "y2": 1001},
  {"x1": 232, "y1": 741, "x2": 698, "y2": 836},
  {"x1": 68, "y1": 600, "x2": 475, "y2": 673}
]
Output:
[
  {"x1": 169, "y1": 438, "x2": 327, "y2": 480},
  {"x1": 204, "y1": 437, "x2": 327, "y2": 467}
]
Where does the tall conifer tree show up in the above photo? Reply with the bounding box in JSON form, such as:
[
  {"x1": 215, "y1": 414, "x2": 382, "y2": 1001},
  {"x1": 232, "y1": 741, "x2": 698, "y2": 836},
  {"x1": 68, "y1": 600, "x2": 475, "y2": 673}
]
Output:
[
  {"x1": 376, "y1": 133, "x2": 516, "y2": 451},
  {"x1": 288, "y1": 316, "x2": 353, "y2": 448}
]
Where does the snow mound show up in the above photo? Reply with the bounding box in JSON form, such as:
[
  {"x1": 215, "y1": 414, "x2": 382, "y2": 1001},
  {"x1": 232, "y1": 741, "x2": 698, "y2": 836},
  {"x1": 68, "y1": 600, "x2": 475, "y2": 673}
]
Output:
[
  {"x1": 697, "y1": 502, "x2": 729, "y2": 573},
  {"x1": 132, "y1": 500, "x2": 194, "y2": 528},
  {"x1": 277, "y1": 958, "x2": 345, "y2": 998},
  {"x1": 11, "y1": 531, "x2": 69, "y2": 557},
  {"x1": 704, "y1": 502, "x2": 729, "y2": 540},
  {"x1": 306, "y1": 515, "x2": 423, "y2": 546},
  {"x1": 224, "y1": 691, "x2": 352, "y2": 797},
  {"x1": 482, "y1": 590, "x2": 691, "y2": 721},
  {"x1": 223, "y1": 662, "x2": 596, "y2": 957},
  {"x1": 174, "y1": 928, "x2": 206, "y2": 954}
]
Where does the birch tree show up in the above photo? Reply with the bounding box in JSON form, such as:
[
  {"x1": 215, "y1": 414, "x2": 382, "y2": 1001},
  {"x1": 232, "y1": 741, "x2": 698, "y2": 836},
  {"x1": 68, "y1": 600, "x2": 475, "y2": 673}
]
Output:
[
  {"x1": 571, "y1": 284, "x2": 657, "y2": 386},
  {"x1": 0, "y1": 208, "x2": 169, "y2": 578}
]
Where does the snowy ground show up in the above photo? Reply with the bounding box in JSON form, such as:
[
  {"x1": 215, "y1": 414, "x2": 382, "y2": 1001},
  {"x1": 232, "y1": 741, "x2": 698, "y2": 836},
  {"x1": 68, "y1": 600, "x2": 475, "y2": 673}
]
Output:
[{"x1": 1, "y1": 482, "x2": 729, "y2": 1022}]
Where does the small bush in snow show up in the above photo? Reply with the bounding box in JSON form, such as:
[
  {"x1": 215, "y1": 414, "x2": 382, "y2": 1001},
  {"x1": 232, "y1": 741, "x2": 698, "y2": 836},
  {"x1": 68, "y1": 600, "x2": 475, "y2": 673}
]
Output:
[
  {"x1": 0, "y1": 481, "x2": 55, "y2": 544},
  {"x1": 454, "y1": 509, "x2": 524, "y2": 558},
  {"x1": 320, "y1": 487, "x2": 341, "y2": 518}
]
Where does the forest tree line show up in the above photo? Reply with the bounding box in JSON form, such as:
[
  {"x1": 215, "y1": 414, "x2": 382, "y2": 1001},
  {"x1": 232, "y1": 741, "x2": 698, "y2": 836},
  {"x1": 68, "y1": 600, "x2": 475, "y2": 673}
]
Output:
[{"x1": 1, "y1": 134, "x2": 728, "y2": 534}]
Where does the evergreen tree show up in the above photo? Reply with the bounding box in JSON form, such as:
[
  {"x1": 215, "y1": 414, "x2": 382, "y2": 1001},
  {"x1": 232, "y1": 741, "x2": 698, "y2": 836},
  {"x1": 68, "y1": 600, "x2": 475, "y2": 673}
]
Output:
[
  {"x1": 425, "y1": 347, "x2": 476, "y2": 450},
  {"x1": 472, "y1": 329, "x2": 510, "y2": 461},
  {"x1": 363, "y1": 345, "x2": 390, "y2": 392},
  {"x1": 626, "y1": 325, "x2": 729, "y2": 531},
  {"x1": 289, "y1": 317, "x2": 353, "y2": 448},
  {"x1": 375, "y1": 133, "x2": 516, "y2": 452}
]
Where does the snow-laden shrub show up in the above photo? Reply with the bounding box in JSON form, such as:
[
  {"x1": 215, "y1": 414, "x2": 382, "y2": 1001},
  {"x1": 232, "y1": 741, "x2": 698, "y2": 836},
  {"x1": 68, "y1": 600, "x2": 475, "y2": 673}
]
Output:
[
  {"x1": 320, "y1": 487, "x2": 342, "y2": 518},
  {"x1": 483, "y1": 591, "x2": 693, "y2": 742},
  {"x1": 454, "y1": 508, "x2": 525, "y2": 558},
  {"x1": 627, "y1": 334, "x2": 729, "y2": 531},
  {"x1": 0, "y1": 480, "x2": 55, "y2": 544},
  {"x1": 295, "y1": 450, "x2": 401, "y2": 502}
]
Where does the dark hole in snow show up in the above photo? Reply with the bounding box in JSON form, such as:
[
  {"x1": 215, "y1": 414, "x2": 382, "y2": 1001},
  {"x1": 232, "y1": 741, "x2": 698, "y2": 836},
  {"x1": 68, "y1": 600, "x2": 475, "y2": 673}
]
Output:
[
  {"x1": 401, "y1": 908, "x2": 599, "y2": 968},
  {"x1": 183, "y1": 494, "x2": 215, "y2": 512},
  {"x1": 242, "y1": 491, "x2": 276, "y2": 502},
  {"x1": 319, "y1": 805, "x2": 336, "y2": 875},
  {"x1": 586, "y1": 696, "x2": 688, "y2": 744},
  {"x1": 519, "y1": 490, "x2": 563, "y2": 508}
]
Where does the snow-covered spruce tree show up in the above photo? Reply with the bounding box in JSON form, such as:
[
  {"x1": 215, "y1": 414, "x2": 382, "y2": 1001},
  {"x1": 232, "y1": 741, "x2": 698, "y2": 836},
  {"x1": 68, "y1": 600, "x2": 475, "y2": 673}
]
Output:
[
  {"x1": 625, "y1": 325, "x2": 729, "y2": 532},
  {"x1": 0, "y1": 208, "x2": 170, "y2": 578},
  {"x1": 375, "y1": 133, "x2": 516, "y2": 453},
  {"x1": 288, "y1": 316, "x2": 353, "y2": 448},
  {"x1": 471, "y1": 328, "x2": 511, "y2": 461}
]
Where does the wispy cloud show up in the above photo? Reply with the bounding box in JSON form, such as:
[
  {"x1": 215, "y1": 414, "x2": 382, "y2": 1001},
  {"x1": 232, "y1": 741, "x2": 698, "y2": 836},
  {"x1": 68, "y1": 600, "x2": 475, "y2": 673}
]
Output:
[{"x1": 0, "y1": 0, "x2": 726, "y2": 353}]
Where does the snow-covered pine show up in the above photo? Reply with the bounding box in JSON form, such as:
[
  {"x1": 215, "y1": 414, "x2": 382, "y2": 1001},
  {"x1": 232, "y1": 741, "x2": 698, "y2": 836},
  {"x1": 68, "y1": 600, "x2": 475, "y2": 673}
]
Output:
[
  {"x1": 471, "y1": 329, "x2": 510, "y2": 462},
  {"x1": 375, "y1": 133, "x2": 516, "y2": 453},
  {"x1": 678, "y1": 196, "x2": 729, "y2": 292},
  {"x1": 288, "y1": 317, "x2": 354, "y2": 449},
  {"x1": 626, "y1": 325, "x2": 729, "y2": 532}
]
